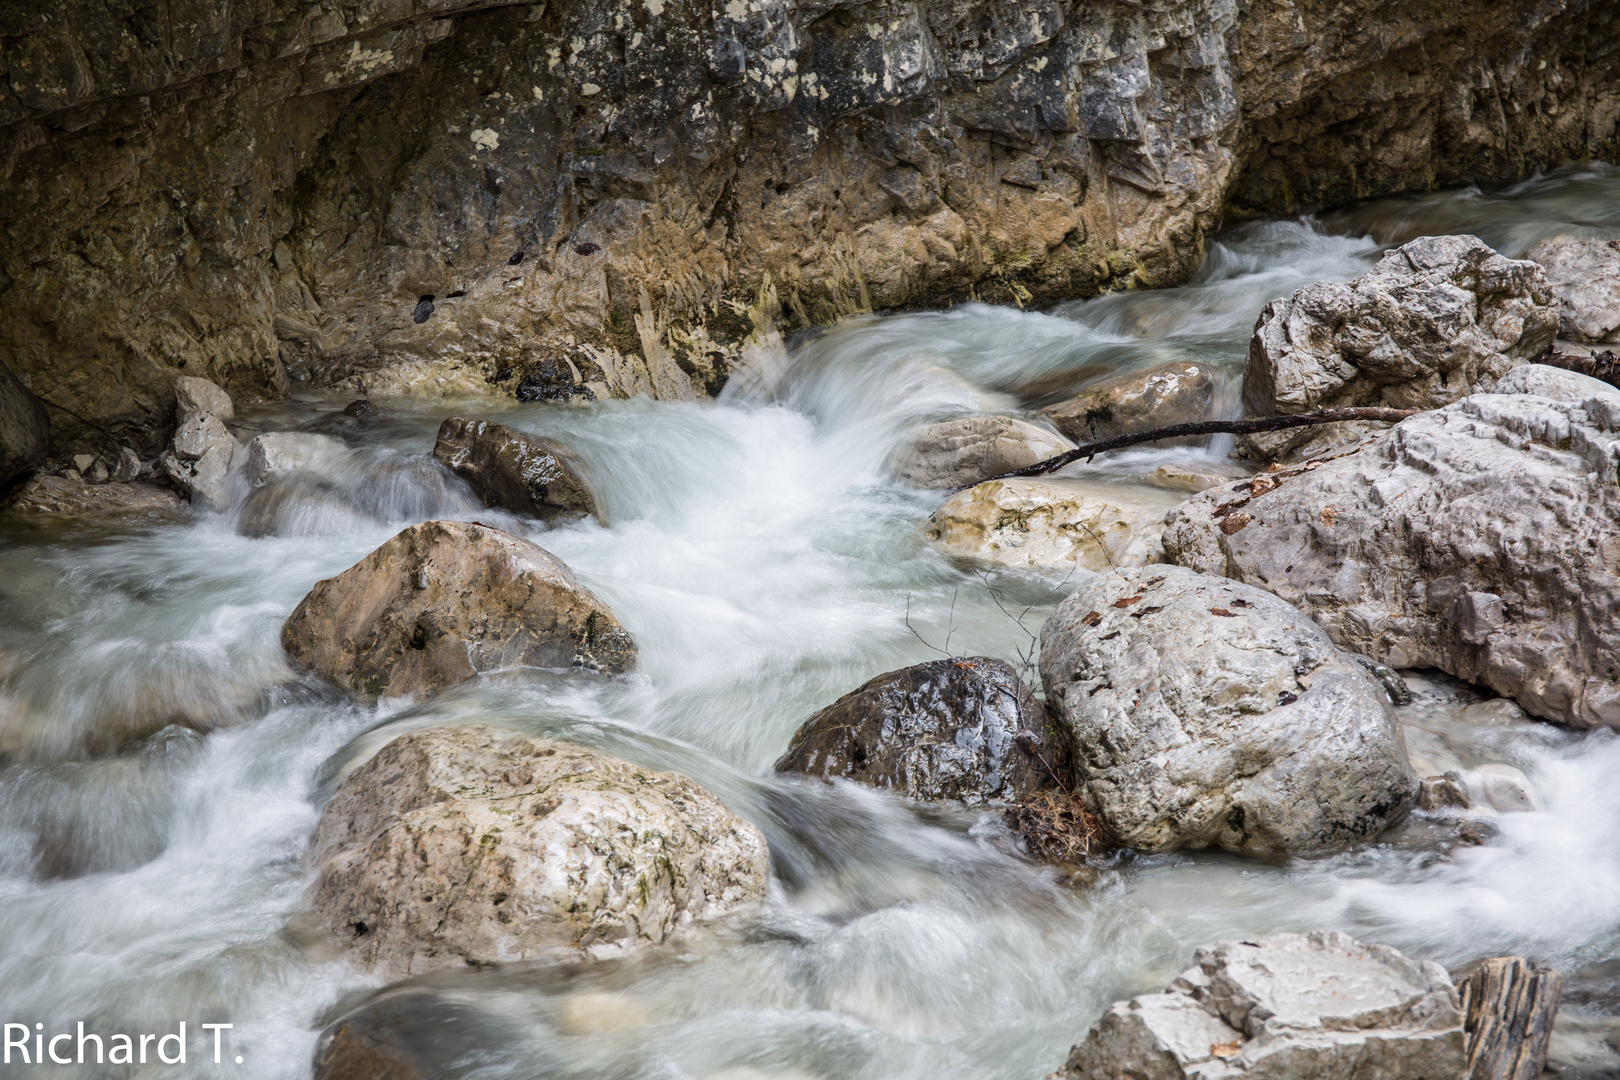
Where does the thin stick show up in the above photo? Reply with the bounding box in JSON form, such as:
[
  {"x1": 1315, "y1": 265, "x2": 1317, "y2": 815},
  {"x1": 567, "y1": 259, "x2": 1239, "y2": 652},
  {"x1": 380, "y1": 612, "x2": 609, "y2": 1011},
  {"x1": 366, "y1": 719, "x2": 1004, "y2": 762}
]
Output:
[{"x1": 968, "y1": 407, "x2": 1422, "y2": 486}]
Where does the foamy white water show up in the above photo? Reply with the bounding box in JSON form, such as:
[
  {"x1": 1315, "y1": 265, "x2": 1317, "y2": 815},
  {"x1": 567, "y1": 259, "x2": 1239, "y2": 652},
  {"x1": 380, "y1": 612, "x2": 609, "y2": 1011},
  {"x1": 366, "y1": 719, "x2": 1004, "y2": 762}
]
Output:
[{"x1": 2, "y1": 167, "x2": 1619, "y2": 1078}]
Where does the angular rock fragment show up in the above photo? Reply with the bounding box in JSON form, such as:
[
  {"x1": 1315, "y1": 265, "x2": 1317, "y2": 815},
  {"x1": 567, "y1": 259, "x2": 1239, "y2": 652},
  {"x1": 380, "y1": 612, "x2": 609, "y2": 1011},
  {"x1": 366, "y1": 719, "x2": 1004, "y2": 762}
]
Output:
[
  {"x1": 1526, "y1": 237, "x2": 1620, "y2": 343},
  {"x1": 1163, "y1": 390, "x2": 1620, "y2": 728},
  {"x1": 433, "y1": 416, "x2": 599, "y2": 523},
  {"x1": 159, "y1": 376, "x2": 239, "y2": 510},
  {"x1": 1052, "y1": 932, "x2": 1466, "y2": 1080},
  {"x1": 888, "y1": 416, "x2": 1074, "y2": 489},
  {"x1": 1240, "y1": 235, "x2": 1558, "y2": 462},
  {"x1": 1039, "y1": 565, "x2": 1417, "y2": 856},
  {"x1": 309, "y1": 725, "x2": 769, "y2": 978},
  {"x1": 1, "y1": 474, "x2": 183, "y2": 517},
  {"x1": 281, "y1": 520, "x2": 636, "y2": 702},
  {"x1": 172, "y1": 375, "x2": 235, "y2": 422},
  {"x1": 774, "y1": 657, "x2": 1067, "y2": 807},
  {"x1": 1042, "y1": 362, "x2": 1216, "y2": 445}
]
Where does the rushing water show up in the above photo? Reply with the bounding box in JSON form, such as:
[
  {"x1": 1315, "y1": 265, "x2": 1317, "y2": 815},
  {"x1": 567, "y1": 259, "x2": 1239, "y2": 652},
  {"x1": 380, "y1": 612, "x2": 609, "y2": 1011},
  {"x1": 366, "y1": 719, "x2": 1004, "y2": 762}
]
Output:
[{"x1": 3, "y1": 164, "x2": 1620, "y2": 1079}]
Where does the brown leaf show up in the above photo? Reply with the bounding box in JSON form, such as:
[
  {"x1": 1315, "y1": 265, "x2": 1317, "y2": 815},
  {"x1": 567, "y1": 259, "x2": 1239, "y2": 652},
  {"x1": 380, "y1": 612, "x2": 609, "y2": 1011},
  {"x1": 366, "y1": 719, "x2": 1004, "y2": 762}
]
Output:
[
  {"x1": 1213, "y1": 497, "x2": 1251, "y2": 518},
  {"x1": 1211, "y1": 1042, "x2": 1242, "y2": 1059},
  {"x1": 1248, "y1": 475, "x2": 1277, "y2": 496},
  {"x1": 1209, "y1": 608, "x2": 1237, "y2": 617},
  {"x1": 1129, "y1": 605, "x2": 1164, "y2": 619},
  {"x1": 1230, "y1": 599, "x2": 1252, "y2": 608},
  {"x1": 1081, "y1": 610, "x2": 1103, "y2": 627},
  {"x1": 1219, "y1": 513, "x2": 1251, "y2": 535},
  {"x1": 1319, "y1": 504, "x2": 1337, "y2": 526},
  {"x1": 1112, "y1": 596, "x2": 1143, "y2": 608}
]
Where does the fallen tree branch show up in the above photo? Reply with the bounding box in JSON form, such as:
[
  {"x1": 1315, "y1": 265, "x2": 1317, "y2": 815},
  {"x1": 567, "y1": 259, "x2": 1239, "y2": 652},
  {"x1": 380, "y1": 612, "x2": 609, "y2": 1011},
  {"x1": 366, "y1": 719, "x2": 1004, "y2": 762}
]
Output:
[
  {"x1": 972, "y1": 407, "x2": 1422, "y2": 485},
  {"x1": 1538, "y1": 348, "x2": 1620, "y2": 389}
]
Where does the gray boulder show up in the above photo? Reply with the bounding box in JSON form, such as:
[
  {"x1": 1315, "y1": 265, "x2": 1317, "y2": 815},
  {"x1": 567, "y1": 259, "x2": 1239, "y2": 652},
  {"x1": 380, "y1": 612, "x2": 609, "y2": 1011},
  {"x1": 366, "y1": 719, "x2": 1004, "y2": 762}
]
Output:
[
  {"x1": 1163, "y1": 390, "x2": 1620, "y2": 729},
  {"x1": 1239, "y1": 235, "x2": 1558, "y2": 462},
  {"x1": 1042, "y1": 362, "x2": 1216, "y2": 445},
  {"x1": 310, "y1": 725, "x2": 769, "y2": 978},
  {"x1": 1039, "y1": 565, "x2": 1417, "y2": 857},
  {"x1": 925, "y1": 477, "x2": 1178, "y2": 571},
  {"x1": 1526, "y1": 237, "x2": 1620, "y2": 343},
  {"x1": 888, "y1": 416, "x2": 1074, "y2": 489},
  {"x1": 1052, "y1": 932, "x2": 1465, "y2": 1080},
  {"x1": 433, "y1": 416, "x2": 599, "y2": 524},
  {"x1": 172, "y1": 375, "x2": 235, "y2": 422},
  {"x1": 0, "y1": 359, "x2": 49, "y2": 488},
  {"x1": 243, "y1": 431, "x2": 346, "y2": 488},
  {"x1": 283, "y1": 520, "x2": 637, "y2": 702},
  {"x1": 159, "y1": 376, "x2": 239, "y2": 510},
  {"x1": 773, "y1": 657, "x2": 1067, "y2": 807}
]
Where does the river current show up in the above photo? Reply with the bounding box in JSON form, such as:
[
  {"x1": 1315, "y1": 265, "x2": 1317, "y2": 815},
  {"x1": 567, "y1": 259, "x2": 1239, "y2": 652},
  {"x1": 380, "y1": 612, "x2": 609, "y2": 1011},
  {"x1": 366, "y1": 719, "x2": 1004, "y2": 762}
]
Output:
[{"x1": 3, "y1": 164, "x2": 1620, "y2": 1079}]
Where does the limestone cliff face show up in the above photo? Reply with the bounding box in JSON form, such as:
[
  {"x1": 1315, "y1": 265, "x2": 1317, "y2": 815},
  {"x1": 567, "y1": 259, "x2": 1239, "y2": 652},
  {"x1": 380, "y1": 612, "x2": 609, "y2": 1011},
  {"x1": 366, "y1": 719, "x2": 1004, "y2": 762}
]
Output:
[{"x1": 2, "y1": 0, "x2": 1616, "y2": 453}]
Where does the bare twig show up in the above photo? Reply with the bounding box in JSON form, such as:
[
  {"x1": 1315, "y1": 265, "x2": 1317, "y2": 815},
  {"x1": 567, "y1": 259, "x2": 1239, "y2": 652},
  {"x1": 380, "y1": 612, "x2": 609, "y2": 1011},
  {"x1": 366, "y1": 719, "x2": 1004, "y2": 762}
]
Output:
[
  {"x1": 966, "y1": 407, "x2": 1423, "y2": 487},
  {"x1": 903, "y1": 595, "x2": 951, "y2": 657}
]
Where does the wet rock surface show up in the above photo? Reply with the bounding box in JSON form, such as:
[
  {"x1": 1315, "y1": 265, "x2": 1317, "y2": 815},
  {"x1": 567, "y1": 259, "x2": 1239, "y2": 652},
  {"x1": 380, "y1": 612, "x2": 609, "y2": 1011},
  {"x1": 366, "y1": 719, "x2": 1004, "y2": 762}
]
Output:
[
  {"x1": 0, "y1": 360, "x2": 49, "y2": 488},
  {"x1": 1, "y1": 475, "x2": 184, "y2": 518},
  {"x1": 281, "y1": 520, "x2": 637, "y2": 702},
  {"x1": 4, "y1": 0, "x2": 1615, "y2": 454},
  {"x1": 774, "y1": 657, "x2": 1066, "y2": 807},
  {"x1": 432, "y1": 417, "x2": 599, "y2": 523},
  {"x1": 1042, "y1": 362, "x2": 1216, "y2": 446},
  {"x1": 924, "y1": 478, "x2": 1176, "y2": 571},
  {"x1": 1239, "y1": 236, "x2": 1558, "y2": 462},
  {"x1": 1039, "y1": 565, "x2": 1417, "y2": 857},
  {"x1": 309, "y1": 724, "x2": 769, "y2": 978},
  {"x1": 888, "y1": 416, "x2": 1073, "y2": 490},
  {"x1": 1164, "y1": 391, "x2": 1620, "y2": 729},
  {"x1": 1527, "y1": 237, "x2": 1620, "y2": 343},
  {"x1": 1052, "y1": 932, "x2": 1465, "y2": 1080}
]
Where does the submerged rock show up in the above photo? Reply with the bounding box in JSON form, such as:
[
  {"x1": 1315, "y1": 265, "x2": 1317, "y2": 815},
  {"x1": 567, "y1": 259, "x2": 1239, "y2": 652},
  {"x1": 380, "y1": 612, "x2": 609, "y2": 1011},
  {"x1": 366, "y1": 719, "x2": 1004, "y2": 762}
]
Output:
[
  {"x1": 1, "y1": 474, "x2": 183, "y2": 518},
  {"x1": 309, "y1": 724, "x2": 769, "y2": 978},
  {"x1": 774, "y1": 657, "x2": 1067, "y2": 807},
  {"x1": 924, "y1": 478, "x2": 1171, "y2": 571},
  {"x1": 432, "y1": 416, "x2": 600, "y2": 524},
  {"x1": 1239, "y1": 235, "x2": 1558, "y2": 462},
  {"x1": 1526, "y1": 237, "x2": 1620, "y2": 343},
  {"x1": 1052, "y1": 932, "x2": 1465, "y2": 1080},
  {"x1": 888, "y1": 416, "x2": 1074, "y2": 489},
  {"x1": 1041, "y1": 362, "x2": 1216, "y2": 445},
  {"x1": 281, "y1": 520, "x2": 637, "y2": 702},
  {"x1": 1163, "y1": 391, "x2": 1620, "y2": 729},
  {"x1": 0, "y1": 359, "x2": 49, "y2": 488},
  {"x1": 1039, "y1": 565, "x2": 1417, "y2": 857}
]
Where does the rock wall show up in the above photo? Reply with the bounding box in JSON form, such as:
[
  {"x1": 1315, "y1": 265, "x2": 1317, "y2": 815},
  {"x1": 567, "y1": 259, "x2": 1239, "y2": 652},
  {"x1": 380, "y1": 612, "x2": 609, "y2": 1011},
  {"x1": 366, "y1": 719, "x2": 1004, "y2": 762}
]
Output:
[{"x1": 2, "y1": 0, "x2": 1616, "y2": 454}]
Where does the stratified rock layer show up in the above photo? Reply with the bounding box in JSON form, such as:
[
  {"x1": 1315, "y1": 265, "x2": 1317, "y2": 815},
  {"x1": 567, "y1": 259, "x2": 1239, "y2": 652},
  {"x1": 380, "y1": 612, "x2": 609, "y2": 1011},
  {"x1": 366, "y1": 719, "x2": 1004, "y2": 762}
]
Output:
[
  {"x1": 1039, "y1": 565, "x2": 1417, "y2": 856},
  {"x1": 3, "y1": 0, "x2": 1615, "y2": 453},
  {"x1": 1239, "y1": 235, "x2": 1558, "y2": 462},
  {"x1": 282, "y1": 520, "x2": 637, "y2": 702},
  {"x1": 310, "y1": 724, "x2": 769, "y2": 977},
  {"x1": 1164, "y1": 388, "x2": 1620, "y2": 729},
  {"x1": 1053, "y1": 932, "x2": 1465, "y2": 1080},
  {"x1": 774, "y1": 657, "x2": 1066, "y2": 807}
]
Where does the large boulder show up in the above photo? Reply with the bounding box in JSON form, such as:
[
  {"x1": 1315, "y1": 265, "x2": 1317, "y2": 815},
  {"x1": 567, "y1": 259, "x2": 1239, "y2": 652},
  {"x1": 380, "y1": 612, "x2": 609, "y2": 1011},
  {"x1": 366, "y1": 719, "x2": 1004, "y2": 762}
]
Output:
[
  {"x1": 432, "y1": 417, "x2": 599, "y2": 524},
  {"x1": 1163, "y1": 388, "x2": 1620, "y2": 729},
  {"x1": 888, "y1": 416, "x2": 1074, "y2": 489},
  {"x1": 1051, "y1": 932, "x2": 1465, "y2": 1080},
  {"x1": 242, "y1": 432, "x2": 346, "y2": 488},
  {"x1": 924, "y1": 478, "x2": 1177, "y2": 571},
  {"x1": 309, "y1": 725, "x2": 769, "y2": 977},
  {"x1": 158, "y1": 376, "x2": 238, "y2": 510},
  {"x1": 1239, "y1": 235, "x2": 1558, "y2": 462},
  {"x1": 1526, "y1": 237, "x2": 1620, "y2": 343},
  {"x1": 1039, "y1": 565, "x2": 1417, "y2": 856},
  {"x1": 281, "y1": 520, "x2": 637, "y2": 703},
  {"x1": 1042, "y1": 362, "x2": 1216, "y2": 445},
  {"x1": 0, "y1": 359, "x2": 49, "y2": 488},
  {"x1": 773, "y1": 657, "x2": 1067, "y2": 807}
]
